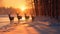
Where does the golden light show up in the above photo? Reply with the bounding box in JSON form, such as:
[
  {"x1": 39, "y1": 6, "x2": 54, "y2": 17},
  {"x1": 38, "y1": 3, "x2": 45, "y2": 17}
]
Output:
[
  {"x1": 20, "y1": 5, "x2": 27, "y2": 11},
  {"x1": 20, "y1": 16, "x2": 25, "y2": 20},
  {"x1": 22, "y1": 16, "x2": 25, "y2": 20}
]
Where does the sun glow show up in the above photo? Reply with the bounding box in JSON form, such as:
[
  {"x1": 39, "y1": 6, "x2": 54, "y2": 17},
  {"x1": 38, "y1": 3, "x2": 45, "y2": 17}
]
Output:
[{"x1": 20, "y1": 5, "x2": 27, "y2": 11}]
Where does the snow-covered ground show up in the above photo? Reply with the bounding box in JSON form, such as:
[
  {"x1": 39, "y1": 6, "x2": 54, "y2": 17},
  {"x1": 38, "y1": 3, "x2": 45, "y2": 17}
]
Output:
[{"x1": 0, "y1": 16, "x2": 60, "y2": 34}]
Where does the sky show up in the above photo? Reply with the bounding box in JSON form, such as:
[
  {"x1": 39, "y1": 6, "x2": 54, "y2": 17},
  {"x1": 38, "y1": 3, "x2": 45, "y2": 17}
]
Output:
[
  {"x1": 0, "y1": 0, "x2": 27, "y2": 8},
  {"x1": 0, "y1": 0, "x2": 34, "y2": 16}
]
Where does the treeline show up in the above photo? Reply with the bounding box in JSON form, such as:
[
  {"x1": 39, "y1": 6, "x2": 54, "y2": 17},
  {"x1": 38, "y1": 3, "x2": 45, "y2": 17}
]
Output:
[
  {"x1": 34, "y1": 0, "x2": 60, "y2": 19},
  {"x1": 0, "y1": 7, "x2": 18, "y2": 15}
]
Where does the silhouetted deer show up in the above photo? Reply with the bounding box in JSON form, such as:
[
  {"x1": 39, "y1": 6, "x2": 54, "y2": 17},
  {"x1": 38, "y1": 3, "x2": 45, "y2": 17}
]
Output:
[
  {"x1": 8, "y1": 14, "x2": 14, "y2": 24},
  {"x1": 17, "y1": 14, "x2": 22, "y2": 24},
  {"x1": 25, "y1": 14, "x2": 29, "y2": 20},
  {"x1": 31, "y1": 16, "x2": 35, "y2": 21},
  {"x1": 17, "y1": 14, "x2": 22, "y2": 20}
]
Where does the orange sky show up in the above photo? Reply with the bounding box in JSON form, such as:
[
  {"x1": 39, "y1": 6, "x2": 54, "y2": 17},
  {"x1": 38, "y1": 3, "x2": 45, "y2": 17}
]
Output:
[
  {"x1": 2, "y1": 0, "x2": 26, "y2": 8},
  {"x1": 0, "y1": 0, "x2": 33, "y2": 9},
  {"x1": 0, "y1": 0, "x2": 35, "y2": 16}
]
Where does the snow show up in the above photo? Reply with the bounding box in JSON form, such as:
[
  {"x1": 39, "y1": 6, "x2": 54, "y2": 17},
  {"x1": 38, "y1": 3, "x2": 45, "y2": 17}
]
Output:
[{"x1": 0, "y1": 16, "x2": 60, "y2": 34}]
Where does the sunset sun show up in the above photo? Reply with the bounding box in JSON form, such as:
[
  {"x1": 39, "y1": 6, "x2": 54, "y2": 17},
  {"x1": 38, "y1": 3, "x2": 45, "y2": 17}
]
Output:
[{"x1": 20, "y1": 5, "x2": 27, "y2": 11}]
